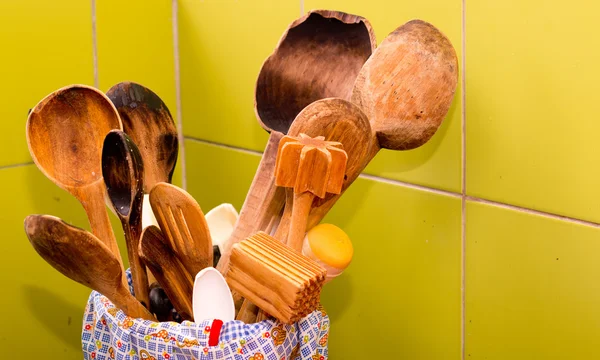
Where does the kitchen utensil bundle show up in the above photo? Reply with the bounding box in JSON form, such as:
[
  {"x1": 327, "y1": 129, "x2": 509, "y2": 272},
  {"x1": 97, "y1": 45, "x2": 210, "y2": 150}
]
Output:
[{"x1": 22, "y1": 8, "x2": 457, "y2": 360}]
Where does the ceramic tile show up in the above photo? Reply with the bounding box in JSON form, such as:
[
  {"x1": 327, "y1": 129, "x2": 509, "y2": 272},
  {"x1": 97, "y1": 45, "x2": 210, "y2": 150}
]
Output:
[
  {"x1": 178, "y1": 0, "x2": 300, "y2": 151},
  {"x1": 96, "y1": 0, "x2": 176, "y2": 115},
  {"x1": 0, "y1": 0, "x2": 94, "y2": 167},
  {"x1": 466, "y1": 0, "x2": 600, "y2": 221},
  {"x1": 0, "y1": 164, "x2": 127, "y2": 359},
  {"x1": 466, "y1": 201, "x2": 600, "y2": 359},
  {"x1": 184, "y1": 139, "x2": 260, "y2": 212},
  {"x1": 303, "y1": 0, "x2": 463, "y2": 192},
  {"x1": 185, "y1": 139, "x2": 462, "y2": 359}
]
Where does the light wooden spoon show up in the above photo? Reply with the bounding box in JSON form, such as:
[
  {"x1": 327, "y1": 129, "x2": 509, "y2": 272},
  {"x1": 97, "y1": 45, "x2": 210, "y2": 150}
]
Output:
[
  {"x1": 26, "y1": 85, "x2": 123, "y2": 264},
  {"x1": 24, "y1": 215, "x2": 153, "y2": 320}
]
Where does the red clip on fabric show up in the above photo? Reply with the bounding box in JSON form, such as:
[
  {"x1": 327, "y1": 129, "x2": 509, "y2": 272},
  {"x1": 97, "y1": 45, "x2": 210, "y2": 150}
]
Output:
[{"x1": 208, "y1": 319, "x2": 224, "y2": 346}]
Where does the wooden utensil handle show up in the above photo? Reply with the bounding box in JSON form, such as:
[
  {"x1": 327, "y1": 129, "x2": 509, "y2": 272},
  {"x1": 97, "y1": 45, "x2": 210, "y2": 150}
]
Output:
[
  {"x1": 273, "y1": 189, "x2": 293, "y2": 243},
  {"x1": 218, "y1": 131, "x2": 285, "y2": 274},
  {"x1": 288, "y1": 191, "x2": 314, "y2": 252},
  {"x1": 123, "y1": 223, "x2": 150, "y2": 308},
  {"x1": 80, "y1": 183, "x2": 123, "y2": 267}
]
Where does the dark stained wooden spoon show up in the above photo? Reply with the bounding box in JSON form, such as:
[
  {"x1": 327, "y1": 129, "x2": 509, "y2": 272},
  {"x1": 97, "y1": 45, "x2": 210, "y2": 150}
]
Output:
[
  {"x1": 220, "y1": 10, "x2": 376, "y2": 273},
  {"x1": 106, "y1": 82, "x2": 178, "y2": 192},
  {"x1": 24, "y1": 215, "x2": 154, "y2": 320},
  {"x1": 102, "y1": 129, "x2": 149, "y2": 309},
  {"x1": 26, "y1": 85, "x2": 123, "y2": 264},
  {"x1": 139, "y1": 225, "x2": 194, "y2": 321}
]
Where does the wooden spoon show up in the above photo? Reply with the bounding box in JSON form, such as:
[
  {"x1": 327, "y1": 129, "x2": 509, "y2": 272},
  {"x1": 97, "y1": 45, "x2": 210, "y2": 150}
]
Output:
[
  {"x1": 275, "y1": 98, "x2": 373, "y2": 242},
  {"x1": 102, "y1": 130, "x2": 149, "y2": 308},
  {"x1": 26, "y1": 85, "x2": 123, "y2": 263},
  {"x1": 139, "y1": 225, "x2": 194, "y2": 321},
  {"x1": 24, "y1": 215, "x2": 154, "y2": 320},
  {"x1": 305, "y1": 20, "x2": 459, "y2": 230},
  {"x1": 106, "y1": 82, "x2": 178, "y2": 191},
  {"x1": 149, "y1": 183, "x2": 213, "y2": 277},
  {"x1": 352, "y1": 20, "x2": 459, "y2": 157},
  {"x1": 220, "y1": 10, "x2": 376, "y2": 272}
]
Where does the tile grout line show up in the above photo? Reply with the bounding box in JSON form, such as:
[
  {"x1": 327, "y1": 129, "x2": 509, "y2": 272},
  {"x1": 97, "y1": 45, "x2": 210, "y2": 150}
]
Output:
[
  {"x1": 466, "y1": 196, "x2": 600, "y2": 228},
  {"x1": 461, "y1": 0, "x2": 467, "y2": 359},
  {"x1": 0, "y1": 162, "x2": 34, "y2": 171},
  {"x1": 172, "y1": 0, "x2": 187, "y2": 190},
  {"x1": 184, "y1": 136, "x2": 264, "y2": 156},
  {"x1": 300, "y1": 0, "x2": 304, "y2": 15},
  {"x1": 91, "y1": 0, "x2": 98, "y2": 88},
  {"x1": 183, "y1": 137, "x2": 600, "y2": 229}
]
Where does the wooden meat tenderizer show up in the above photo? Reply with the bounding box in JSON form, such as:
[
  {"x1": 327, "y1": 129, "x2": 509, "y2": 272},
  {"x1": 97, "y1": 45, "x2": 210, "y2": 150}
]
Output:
[
  {"x1": 226, "y1": 231, "x2": 327, "y2": 324},
  {"x1": 275, "y1": 134, "x2": 348, "y2": 251}
]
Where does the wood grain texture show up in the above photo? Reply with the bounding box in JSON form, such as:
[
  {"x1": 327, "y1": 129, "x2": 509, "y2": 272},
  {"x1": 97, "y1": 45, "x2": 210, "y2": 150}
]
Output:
[
  {"x1": 106, "y1": 82, "x2": 179, "y2": 192},
  {"x1": 24, "y1": 215, "x2": 154, "y2": 320},
  {"x1": 226, "y1": 232, "x2": 326, "y2": 324},
  {"x1": 26, "y1": 85, "x2": 123, "y2": 264},
  {"x1": 139, "y1": 225, "x2": 194, "y2": 321},
  {"x1": 102, "y1": 130, "x2": 149, "y2": 309},
  {"x1": 255, "y1": 9, "x2": 376, "y2": 134},
  {"x1": 274, "y1": 134, "x2": 347, "y2": 252},
  {"x1": 150, "y1": 183, "x2": 213, "y2": 277},
  {"x1": 352, "y1": 19, "x2": 458, "y2": 152}
]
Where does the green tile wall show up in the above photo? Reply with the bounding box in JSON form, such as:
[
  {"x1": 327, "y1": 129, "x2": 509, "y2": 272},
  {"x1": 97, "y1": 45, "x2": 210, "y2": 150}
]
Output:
[{"x1": 2, "y1": 0, "x2": 600, "y2": 359}]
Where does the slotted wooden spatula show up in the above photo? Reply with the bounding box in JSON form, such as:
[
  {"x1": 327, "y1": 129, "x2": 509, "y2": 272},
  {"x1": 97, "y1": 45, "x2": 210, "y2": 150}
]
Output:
[{"x1": 149, "y1": 183, "x2": 213, "y2": 277}]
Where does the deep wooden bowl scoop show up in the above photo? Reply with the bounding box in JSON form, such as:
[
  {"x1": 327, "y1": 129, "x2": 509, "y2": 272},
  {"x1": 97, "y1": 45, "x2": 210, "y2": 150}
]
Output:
[
  {"x1": 102, "y1": 130, "x2": 149, "y2": 308},
  {"x1": 24, "y1": 215, "x2": 154, "y2": 320},
  {"x1": 26, "y1": 85, "x2": 123, "y2": 264},
  {"x1": 220, "y1": 10, "x2": 375, "y2": 273}
]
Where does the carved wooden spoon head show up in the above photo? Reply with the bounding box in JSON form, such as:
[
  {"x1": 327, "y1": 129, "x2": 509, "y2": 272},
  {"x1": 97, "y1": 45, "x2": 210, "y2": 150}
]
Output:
[
  {"x1": 106, "y1": 82, "x2": 178, "y2": 192},
  {"x1": 26, "y1": 85, "x2": 122, "y2": 195},
  {"x1": 352, "y1": 19, "x2": 459, "y2": 151},
  {"x1": 255, "y1": 10, "x2": 376, "y2": 134}
]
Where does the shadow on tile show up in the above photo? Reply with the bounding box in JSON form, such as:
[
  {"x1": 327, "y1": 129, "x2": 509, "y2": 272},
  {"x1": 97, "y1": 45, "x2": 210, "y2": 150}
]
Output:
[{"x1": 22, "y1": 285, "x2": 84, "y2": 351}]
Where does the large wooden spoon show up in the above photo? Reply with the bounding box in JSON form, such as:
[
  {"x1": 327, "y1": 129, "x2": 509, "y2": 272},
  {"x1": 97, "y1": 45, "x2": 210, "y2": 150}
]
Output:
[
  {"x1": 220, "y1": 10, "x2": 375, "y2": 273},
  {"x1": 102, "y1": 130, "x2": 149, "y2": 308},
  {"x1": 24, "y1": 215, "x2": 154, "y2": 320},
  {"x1": 305, "y1": 20, "x2": 459, "y2": 230},
  {"x1": 26, "y1": 85, "x2": 123, "y2": 263},
  {"x1": 352, "y1": 20, "x2": 459, "y2": 156}
]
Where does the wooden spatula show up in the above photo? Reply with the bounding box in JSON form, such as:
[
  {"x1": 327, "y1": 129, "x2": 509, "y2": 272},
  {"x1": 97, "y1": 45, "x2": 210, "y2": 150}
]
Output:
[
  {"x1": 139, "y1": 225, "x2": 194, "y2": 321},
  {"x1": 24, "y1": 215, "x2": 154, "y2": 320},
  {"x1": 149, "y1": 182, "x2": 213, "y2": 277},
  {"x1": 274, "y1": 134, "x2": 348, "y2": 252}
]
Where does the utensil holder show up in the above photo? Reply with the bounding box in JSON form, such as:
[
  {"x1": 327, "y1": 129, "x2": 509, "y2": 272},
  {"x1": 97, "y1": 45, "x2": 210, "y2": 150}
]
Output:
[{"x1": 81, "y1": 271, "x2": 329, "y2": 360}]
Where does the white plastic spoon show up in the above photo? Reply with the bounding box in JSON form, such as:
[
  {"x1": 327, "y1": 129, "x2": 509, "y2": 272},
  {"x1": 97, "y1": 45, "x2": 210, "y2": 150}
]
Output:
[{"x1": 192, "y1": 267, "x2": 235, "y2": 322}]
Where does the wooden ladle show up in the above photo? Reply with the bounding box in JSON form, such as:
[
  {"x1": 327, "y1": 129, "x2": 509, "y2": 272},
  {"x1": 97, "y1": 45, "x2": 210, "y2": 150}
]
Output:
[
  {"x1": 24, "y1": 215, "x2": 154, "y2": 320},
  {"x1": 220, "y1": 10, "x2": 375, "y2": 271},
  {"x1": 102, "y1": 130, "x2": 149, "y2": 308},
  {"x1": 26, "y1": 85, "x2": 123, "y2": 263}
]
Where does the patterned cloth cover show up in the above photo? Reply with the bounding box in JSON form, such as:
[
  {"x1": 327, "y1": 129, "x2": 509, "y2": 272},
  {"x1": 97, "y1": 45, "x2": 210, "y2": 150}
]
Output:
[{"x1": 81, "y1": 272, "x2": 329, "y2": 360}]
